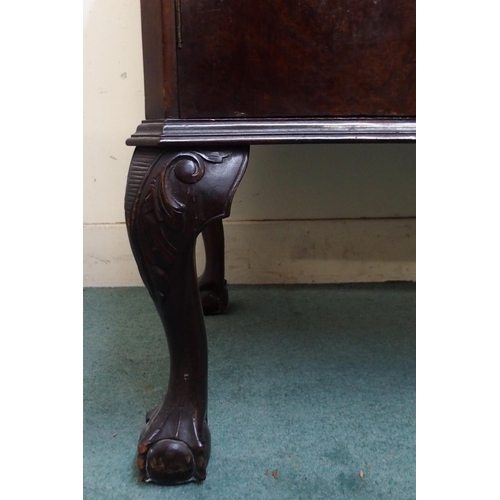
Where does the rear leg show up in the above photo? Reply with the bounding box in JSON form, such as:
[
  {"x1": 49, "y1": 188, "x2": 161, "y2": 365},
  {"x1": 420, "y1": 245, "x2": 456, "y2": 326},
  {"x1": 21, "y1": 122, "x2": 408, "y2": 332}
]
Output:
[{"x1": 198, "y1": 220, "x2": 228, "y2": 315}]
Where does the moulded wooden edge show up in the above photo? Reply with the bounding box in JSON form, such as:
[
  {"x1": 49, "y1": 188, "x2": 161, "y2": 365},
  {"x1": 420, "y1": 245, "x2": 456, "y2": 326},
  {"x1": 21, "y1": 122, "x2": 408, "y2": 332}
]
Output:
[
  {"x1": 126, "y1": 121, "x2": 165, "y2": 146},
  {"x1": 126, "y1": 118, "x2": 416, "y2": 146}
]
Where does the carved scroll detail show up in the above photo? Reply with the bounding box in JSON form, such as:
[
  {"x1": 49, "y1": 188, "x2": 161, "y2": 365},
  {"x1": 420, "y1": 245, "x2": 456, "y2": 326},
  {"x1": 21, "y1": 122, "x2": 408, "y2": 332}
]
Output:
[
  {"x1": 127, "y1": 149, "x2": 231, "y2": 231},
  {"x1": 126, "y1": 148, "x2": 242, "y2": 296}
]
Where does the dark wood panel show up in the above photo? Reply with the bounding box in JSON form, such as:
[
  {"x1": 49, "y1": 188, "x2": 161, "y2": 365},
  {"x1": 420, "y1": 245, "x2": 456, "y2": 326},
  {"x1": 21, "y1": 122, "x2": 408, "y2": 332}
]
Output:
[
  {"x1": 139, "y1": 0, "x2": 166, "y2": 118},
  {"x1": 160, "y1": 0, "x2": 180, "y2": 117},
  {"x1": 139, "y1": 0, "x2": 179, "y2": 118},
  {"x1": 176, "y1": 0, "x2": 415, "y2": 119}
]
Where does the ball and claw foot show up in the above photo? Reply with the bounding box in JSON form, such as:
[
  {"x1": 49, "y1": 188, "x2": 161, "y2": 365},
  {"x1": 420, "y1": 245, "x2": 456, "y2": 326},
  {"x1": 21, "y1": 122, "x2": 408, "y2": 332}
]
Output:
[
  {"x1": 137, "y1": 408, "x2": 211, "y2": 485},
  {"x1": 200, "y1": 279, "x2": 228, "y2": 316}
]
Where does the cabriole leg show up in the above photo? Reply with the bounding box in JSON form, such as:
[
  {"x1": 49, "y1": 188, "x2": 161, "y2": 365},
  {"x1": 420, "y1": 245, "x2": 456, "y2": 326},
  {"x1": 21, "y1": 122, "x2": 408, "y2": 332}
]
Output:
[{"x1": 124, "y1": 145, "x2": 249, "y2": 485}]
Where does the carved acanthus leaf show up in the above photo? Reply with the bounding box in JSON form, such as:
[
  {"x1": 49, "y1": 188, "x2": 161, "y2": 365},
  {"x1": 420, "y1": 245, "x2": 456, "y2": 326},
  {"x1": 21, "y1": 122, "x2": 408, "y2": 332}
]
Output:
[{"x1": 140, "y1": 151, "x2": 233, "y2": 232}]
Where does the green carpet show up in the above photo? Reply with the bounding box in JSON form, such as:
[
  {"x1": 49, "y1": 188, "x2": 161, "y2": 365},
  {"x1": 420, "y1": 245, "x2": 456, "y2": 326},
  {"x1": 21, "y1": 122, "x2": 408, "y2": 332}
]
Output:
[{"x1": 84, "y1": 284, "x2": 415, "y2": 499}]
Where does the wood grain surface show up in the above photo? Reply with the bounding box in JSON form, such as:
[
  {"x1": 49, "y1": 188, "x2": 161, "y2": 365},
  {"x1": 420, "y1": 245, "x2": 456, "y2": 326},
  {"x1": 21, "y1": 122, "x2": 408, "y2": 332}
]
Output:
[{"x1": 175, "y1": 0, "x2": 415, "y2": 118}]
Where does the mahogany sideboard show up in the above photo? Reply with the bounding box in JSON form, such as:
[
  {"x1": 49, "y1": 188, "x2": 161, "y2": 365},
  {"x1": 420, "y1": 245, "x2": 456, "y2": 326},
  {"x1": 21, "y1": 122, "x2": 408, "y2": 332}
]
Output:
[{"x1": 124, "y1": 0, "x2": 415, "y2": 485}]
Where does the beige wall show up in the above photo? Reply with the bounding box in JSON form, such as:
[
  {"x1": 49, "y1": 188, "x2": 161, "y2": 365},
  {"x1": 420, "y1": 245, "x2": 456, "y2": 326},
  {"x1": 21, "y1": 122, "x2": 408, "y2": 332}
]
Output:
[{"x1": 83, "y1": 0, "x2": 415, "y2": 286}]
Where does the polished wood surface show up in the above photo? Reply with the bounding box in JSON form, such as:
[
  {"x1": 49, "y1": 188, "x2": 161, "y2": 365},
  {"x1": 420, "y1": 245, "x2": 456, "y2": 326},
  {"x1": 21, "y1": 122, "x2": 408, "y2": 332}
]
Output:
[
  {"x1": 139, "y1": 0, "x2": 178, "y2": 118},
  {"x1": 127, "y1": 117, "x2": 416, "y2": 146},
  {"x1": 177, "y1": 0, "x2": 415, "y2": 118}
]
